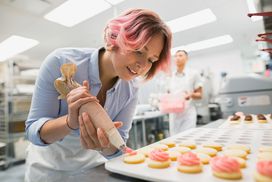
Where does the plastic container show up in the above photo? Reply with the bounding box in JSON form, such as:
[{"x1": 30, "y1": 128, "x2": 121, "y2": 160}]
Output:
[{"x1": 158, "y1": 92, "x2": 186, "y2": 113}]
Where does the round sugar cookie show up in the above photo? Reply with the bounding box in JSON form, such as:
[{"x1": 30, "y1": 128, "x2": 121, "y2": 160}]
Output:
[
  {"x1": 123, "y1": 152, "x2": 145, "y2": 164},
  {"x1": 259, "y1": 146, "x2": 272, "y2": 153},
  {"x1": 202, "y1": 142, "x2": 223, "y2": 151},
  {"x1": 150, "y1": 143, "x2": 169, "y2": 151},
  {"x1": 175, "y1": 146, "x2": 191, "y2": 154},
  {"x1": 165, "y1": 150, "x2": 180, "y2": 161},
  {"x1": 223, "y1": 149, "x2": 248, "y2": 159},
  {"x1": 178, "y1": 140, "x2": 196, "y2": 149},
  {"x1": 257, "y1": 152, "x2": 272, "y2": 161},
  {"x1": 226, "y1": 144, "x2": 251, "y2": 154},
  {"x1": 160, "y1": 140, "x2": 176, "y2": 148},
  {"x1": 195, "y1": 152, "x2": 211, "y2": 164},
  {"x1": 195, "y1": 147, "x2": 217, "y2": 157},
  {"x1": 137, "y1": 147, "x2": 154, "y2": 157}
]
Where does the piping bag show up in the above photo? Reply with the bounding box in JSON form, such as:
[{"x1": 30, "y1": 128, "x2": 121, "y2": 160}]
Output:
[{"x1": 54, "y1": 63, "x2": 126, "y2": 153}]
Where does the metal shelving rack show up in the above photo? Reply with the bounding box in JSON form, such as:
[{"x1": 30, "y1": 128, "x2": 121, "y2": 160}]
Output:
[
  {"x1": 0, "y1": 59, "x2": 38, "y2": 169},
  {"x1": 0, "y1": 62, "x2": 11, "y2": 169}
]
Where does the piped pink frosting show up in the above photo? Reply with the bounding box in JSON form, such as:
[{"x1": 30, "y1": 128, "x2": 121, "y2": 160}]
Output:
[
  {"x1": 210, "y1": 156, "x2": 240, "y2": 173},
  {"x1": 124, "y1": 147, "x2": 137, "y2": 156},
  {"x1": 257, "y1": 161, "x2": 272, "y2": 177},
  {"x1": 149, "y1": 149, "x2": 169, "y2": 162},
  {"x1": 178, "y1": 152, "x2": 201, "y2": 166}
]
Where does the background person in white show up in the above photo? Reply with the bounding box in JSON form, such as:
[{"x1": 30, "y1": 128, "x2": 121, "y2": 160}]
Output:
[{"x1": 169, "y1": 50, "x2": 203, "y2": 136}]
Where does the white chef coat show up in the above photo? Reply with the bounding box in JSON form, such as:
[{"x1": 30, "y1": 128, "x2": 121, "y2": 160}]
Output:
[{"x1": 169, "y1": 68, "x2": 202, "y2": 136}]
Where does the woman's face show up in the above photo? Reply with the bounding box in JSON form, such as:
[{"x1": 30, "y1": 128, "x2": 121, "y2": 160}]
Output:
[{"x1": 111, "y1": 33, "x2": 164, "y2": 81}]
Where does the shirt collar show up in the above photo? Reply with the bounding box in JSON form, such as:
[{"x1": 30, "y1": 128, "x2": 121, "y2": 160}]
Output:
[
  {"x1": 89, "y1": 47, "x2": 121, "y2": 92},
  {"x1": 175, "y1": 67, "x2": 188, "y2": 77},
  {"x1": 89, "y1": 47, "x2": 103, "y2": 85}
]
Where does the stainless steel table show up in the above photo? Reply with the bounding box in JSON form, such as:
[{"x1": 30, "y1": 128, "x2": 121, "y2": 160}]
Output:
[{"x1": 132, "y1": 111, "x2": 167, "y2": 148}]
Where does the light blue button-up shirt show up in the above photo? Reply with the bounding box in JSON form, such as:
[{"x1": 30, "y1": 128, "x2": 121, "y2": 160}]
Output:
[{"x1": 25, "y1": 47, "x2": 139, "y2": 158}]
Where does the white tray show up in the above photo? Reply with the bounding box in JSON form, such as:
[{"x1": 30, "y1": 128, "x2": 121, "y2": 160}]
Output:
[
  {"x1": 105, "y1": 128, "x2": 272, "y2": 182},
  {"x1": 219, "y1": 114, "x2": 272, "y2": 130}
]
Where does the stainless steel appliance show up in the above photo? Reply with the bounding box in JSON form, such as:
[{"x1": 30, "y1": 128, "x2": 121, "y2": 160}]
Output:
[{"x1": 216, "y1": 75, "x2": 272, "y2": 118}]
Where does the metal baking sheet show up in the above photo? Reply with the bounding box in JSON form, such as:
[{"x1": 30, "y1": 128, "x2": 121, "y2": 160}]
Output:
[{"x1": 105, "y1": 127, "x2": 272, "y2": 182}]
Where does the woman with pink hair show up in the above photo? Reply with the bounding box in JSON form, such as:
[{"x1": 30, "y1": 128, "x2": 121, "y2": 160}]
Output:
[{"x1": 25, "y1": 8, "x2": 172, "y2": 181}]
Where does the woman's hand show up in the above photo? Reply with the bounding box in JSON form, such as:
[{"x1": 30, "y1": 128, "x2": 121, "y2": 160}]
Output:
[
  {"x1": 66, "y1": 80, "x2": 98, "y2": 129},
  {"x1": 79, "y1": 112, "x2": 123, "y2": 151}
]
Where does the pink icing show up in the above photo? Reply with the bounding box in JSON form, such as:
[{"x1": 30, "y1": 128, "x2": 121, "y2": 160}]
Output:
[
  {"x1": 257, "y1": 161, "x2": 272, "y2": 177},
  {"x1": 210, "y1": 156, "x2": 240, "y2": 173},
  {"x1": 178, "y1": 152, "x2": 201, "y2": 166},
  {"x1": 124, "y1": 147, "x2": 137, "y2": 156},
  {"x1": 149, "y1": 149, "x2": 169, "y2": 162}
]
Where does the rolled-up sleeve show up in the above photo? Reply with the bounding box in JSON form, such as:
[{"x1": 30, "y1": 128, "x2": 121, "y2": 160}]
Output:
[
  {"x1": 25, "y1": 50, "x2": 64, "y2": 146},
  {"x1": 194, "y1": 72, "x2": 203, "y2": 89}
]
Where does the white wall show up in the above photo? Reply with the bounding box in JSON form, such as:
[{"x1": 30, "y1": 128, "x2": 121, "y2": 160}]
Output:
[
  {"x1": 138, "y1": 49, "x2": 248, "y2": 104},
  {"x1": 187, "y1": 49, "x2": 246, "y2": 94}
]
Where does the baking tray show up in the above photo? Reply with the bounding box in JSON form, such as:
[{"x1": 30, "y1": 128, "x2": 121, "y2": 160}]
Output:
[
  {"x1": 219, "y1": 114, "x2": 272, "y2": 130},
  {"x1": 105, "y1": 127, "x2": 272, "y2": 182}
]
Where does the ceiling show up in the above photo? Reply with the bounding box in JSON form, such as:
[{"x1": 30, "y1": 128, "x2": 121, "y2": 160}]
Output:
[{"x1": 0, "y1": 0, "x2": 268, "y2": 62}]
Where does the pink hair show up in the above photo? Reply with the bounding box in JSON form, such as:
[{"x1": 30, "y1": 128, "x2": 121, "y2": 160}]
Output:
[{"x1": 104, "y1": 8, "x2": 172, "y2": 80}]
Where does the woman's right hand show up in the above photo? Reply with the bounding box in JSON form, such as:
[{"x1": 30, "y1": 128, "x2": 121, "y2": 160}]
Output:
[{"x1": 66, "y1": 80, "x2": 98, "y2": 129}]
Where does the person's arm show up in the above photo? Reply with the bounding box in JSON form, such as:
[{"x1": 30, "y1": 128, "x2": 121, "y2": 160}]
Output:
[
  {"x1": 41, "y1": 80, "x2": 98, "y2": 144},
  {"x1": 26, "y1": 49, "x2": 95, "y2": 145},
  {"x1": 190, "y1": 71, "x2": 203, "y2": 100},
  {"x1": 191, "y1": 86, "x2": 203, "y2": 100},
  {"x1": 25, "y1": 49, "x2": 65, "y2": 146},
  {"x1": 39, "y1": 115, "x2": 70, "y2": 144}
]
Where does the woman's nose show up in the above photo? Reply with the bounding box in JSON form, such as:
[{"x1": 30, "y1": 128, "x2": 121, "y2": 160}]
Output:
[{"x1": 136, "y1": 59, "x2": 148, "y2": 70}]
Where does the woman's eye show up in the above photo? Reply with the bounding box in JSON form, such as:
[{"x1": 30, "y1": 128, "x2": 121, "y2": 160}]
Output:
[{"x1": 136, "y1": 51, "x2": 143, "y2": 55}]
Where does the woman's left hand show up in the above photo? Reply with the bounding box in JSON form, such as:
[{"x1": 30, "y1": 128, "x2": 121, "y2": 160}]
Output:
[{"x1": 79, "y1": 112, "x2": 123, "y2": 150}]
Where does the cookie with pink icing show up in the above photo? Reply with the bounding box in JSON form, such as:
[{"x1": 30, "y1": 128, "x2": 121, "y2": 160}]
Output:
[
  {"x1": 123, "y1": 147, "x2": 145, "y2": 164},
  {"x1": 210, "y1": 156, "x2": 242, "y2": 180},
  {"x1": 177, "y1": 152, "x2": 202, "y2": 173},
  {"x1": 124, "y1": 147, "x2": 137, "y2": 155},
  {"x1": 254, "y1": 161, "x2": 272, "y2": 182},
  {"x1": 147, "y1": 149, "x2": 171, "y2": 168}
]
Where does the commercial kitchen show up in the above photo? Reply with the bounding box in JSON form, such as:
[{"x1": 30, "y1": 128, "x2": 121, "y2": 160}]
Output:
[{"x1": 0, "y1": 0, "x2": 272, "y2": 182}]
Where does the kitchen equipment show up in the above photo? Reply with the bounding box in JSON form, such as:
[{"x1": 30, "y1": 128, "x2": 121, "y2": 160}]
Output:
[{"x1": 216, "y1": 75, "x2": 272, "y2": 118}]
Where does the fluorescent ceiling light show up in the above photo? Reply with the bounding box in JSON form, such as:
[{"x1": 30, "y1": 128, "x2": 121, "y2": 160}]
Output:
[
  {"x1": 44, "y1": 0, "x2": 111, "y2": 27},
  {"x1": 167, "y1": 9, "x2": 216, "y2": 33},
  {"x1": 171, "y1": 35, "x2": 233, "y2": 54},
  {"x1": 105, "y1": 0, "x2": 125, "y2": 5},
  {"x1": 246, "y1": 0, "x2": 262, "y2": 22},
  {"x1": 0, "y1": 35, "x2": 39, "y2": 62}
]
